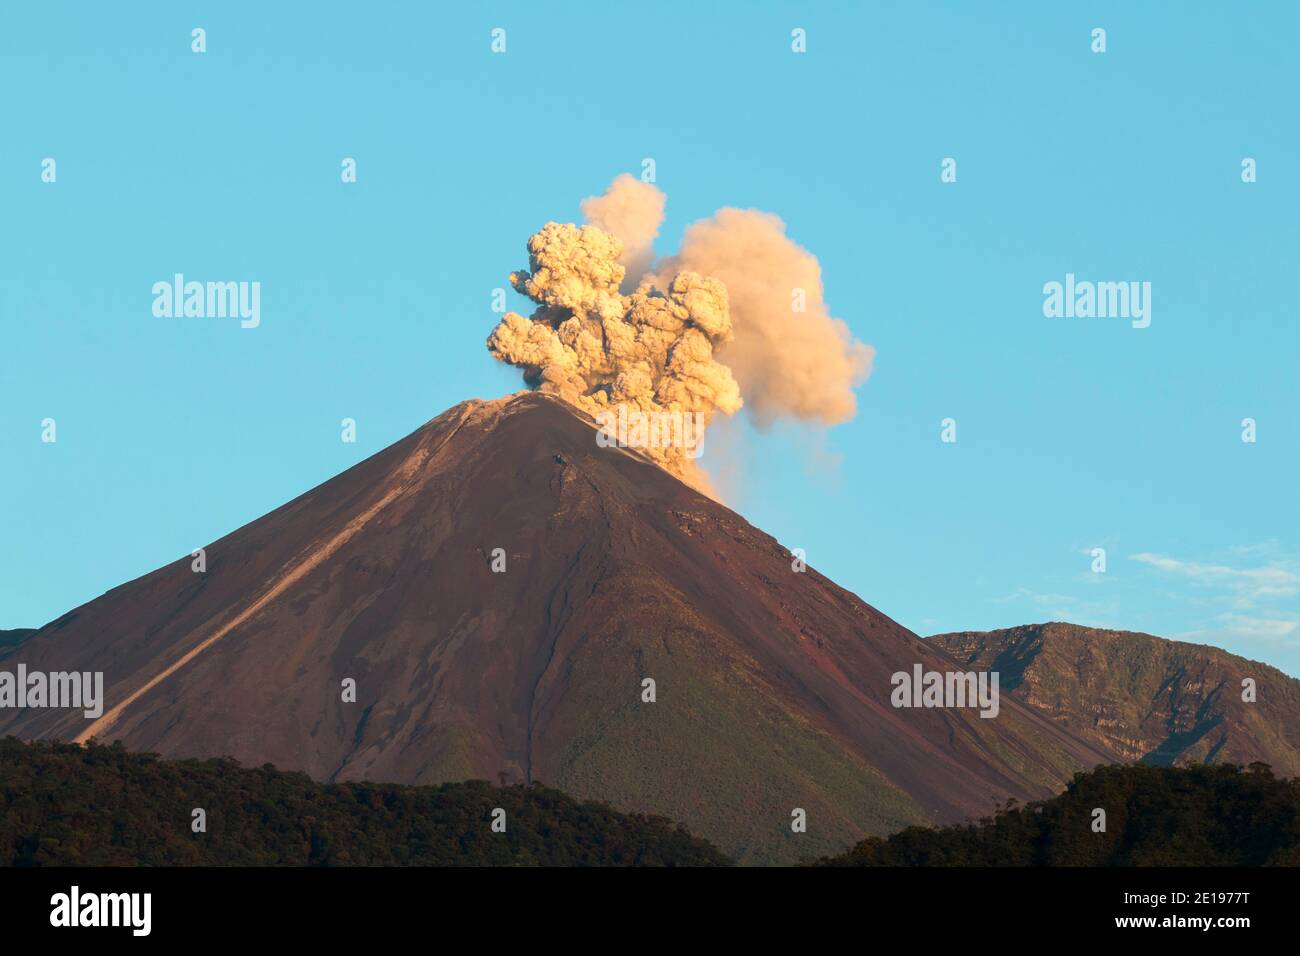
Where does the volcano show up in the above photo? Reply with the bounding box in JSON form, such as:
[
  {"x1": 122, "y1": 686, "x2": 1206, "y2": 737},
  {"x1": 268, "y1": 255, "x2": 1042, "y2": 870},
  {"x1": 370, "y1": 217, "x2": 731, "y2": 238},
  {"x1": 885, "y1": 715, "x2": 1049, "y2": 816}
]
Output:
[{"x1": 0, "y1": 393, "x2": 1112, "y2": 863}]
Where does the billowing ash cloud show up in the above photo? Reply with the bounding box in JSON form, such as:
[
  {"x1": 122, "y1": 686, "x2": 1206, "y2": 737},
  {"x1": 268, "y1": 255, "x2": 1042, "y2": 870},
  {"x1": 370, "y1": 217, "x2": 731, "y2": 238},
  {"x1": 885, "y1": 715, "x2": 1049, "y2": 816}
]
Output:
[
  {"x1": 486, "y1": 221, "x2": 741, "y2": 489},
  {"x1": 487, "y1": 177, "x2": 874, "y2": 491},
  {"x1": 654, "y1": 208, "x2": 874, "y2": 427},
  {"x1": 580, "y1": 174, "x2": 665, "y2": 291}
]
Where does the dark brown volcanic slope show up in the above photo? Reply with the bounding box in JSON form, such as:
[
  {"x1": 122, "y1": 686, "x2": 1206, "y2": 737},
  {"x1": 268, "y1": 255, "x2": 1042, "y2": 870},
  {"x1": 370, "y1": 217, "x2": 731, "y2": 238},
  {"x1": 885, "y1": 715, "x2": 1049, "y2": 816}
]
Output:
[
  {"x1": 930, "y1": 623, "x2": 1300, "y2": 777},
  {"x1": 0, "y1": 629, "x2": 36, "y2": 657},
  {"x1": 0, "y1": 394, "x2": 1111, "y2": 863}
]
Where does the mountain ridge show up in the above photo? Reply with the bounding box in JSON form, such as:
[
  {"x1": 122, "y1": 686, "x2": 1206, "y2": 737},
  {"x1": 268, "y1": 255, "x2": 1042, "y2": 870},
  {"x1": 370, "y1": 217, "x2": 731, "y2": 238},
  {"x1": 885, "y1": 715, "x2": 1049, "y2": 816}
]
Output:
[
  {"x1": 929, "y1": 622, "x2": 1300, "y2": 777},
  {"x1": 0, "y1": 629, "x2": 37, "y2": 659}
]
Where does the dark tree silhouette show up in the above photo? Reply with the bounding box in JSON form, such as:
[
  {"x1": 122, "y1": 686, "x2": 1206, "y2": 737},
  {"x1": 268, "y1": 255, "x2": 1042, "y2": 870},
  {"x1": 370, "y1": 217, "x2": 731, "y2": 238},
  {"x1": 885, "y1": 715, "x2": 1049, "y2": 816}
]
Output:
[{"x1": 0, "y1": 737, "x2": 729, "y2": 867}]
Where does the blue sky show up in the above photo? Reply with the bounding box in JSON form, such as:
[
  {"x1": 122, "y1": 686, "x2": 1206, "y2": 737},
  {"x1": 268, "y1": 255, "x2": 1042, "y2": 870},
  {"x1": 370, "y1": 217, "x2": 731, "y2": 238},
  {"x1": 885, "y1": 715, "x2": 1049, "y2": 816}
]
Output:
[{"x1": 2, "y1": 2, "x2": 1297, "y2": 674}]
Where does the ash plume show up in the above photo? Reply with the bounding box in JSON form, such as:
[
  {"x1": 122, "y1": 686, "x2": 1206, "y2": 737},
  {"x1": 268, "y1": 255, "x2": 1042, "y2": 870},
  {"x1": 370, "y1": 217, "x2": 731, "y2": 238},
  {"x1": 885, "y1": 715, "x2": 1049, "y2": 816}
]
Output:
[
  {"x1": 580, "y1": 174, "x2": 665, "y2": 291},
  {"x1": 654, "y1": 207, "x2": 874, "y2": 427},
  {"x1": 487, "y1": 177, "x2": 874, "y2": 490}
]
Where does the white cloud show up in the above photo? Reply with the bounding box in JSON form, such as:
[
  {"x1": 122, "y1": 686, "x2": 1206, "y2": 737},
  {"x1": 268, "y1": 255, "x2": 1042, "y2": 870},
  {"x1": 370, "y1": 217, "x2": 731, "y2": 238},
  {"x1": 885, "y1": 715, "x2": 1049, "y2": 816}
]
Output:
[
  {"x1": 1179, "y1": 613, "x2": 1300, "y2": 652},
  {"x1": 1216, "y1": 614, "x2": 1299, "y2": 642},
  {"x1": 991, "y1": 587, "x2": 1077, "y2": 606},
  {"x1": 1131, "y1": 549, "x2": 1300, "y2": 666},
  {"x1": 1129, "y1": 552, "x2": 1300, "y2": 600}
]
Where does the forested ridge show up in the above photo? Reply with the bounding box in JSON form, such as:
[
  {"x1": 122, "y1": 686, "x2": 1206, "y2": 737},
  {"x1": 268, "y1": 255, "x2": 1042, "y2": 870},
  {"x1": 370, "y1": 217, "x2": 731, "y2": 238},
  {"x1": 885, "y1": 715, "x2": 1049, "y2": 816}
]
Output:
[
  {"x1": 0, "y1": 738, "x2": 729, "y2": 866},
  {"x1": 817, "y1": 762, "x2": 1300, "y2": 866},
  {"x1": 7, "y1": 739, "x2": 1298, "y2": 867}
]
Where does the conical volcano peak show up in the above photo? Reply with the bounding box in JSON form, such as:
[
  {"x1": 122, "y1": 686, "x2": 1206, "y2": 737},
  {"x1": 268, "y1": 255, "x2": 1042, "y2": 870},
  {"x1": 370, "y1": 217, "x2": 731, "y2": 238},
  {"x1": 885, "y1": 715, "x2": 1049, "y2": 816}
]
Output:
[{"x1": 4, "y1": 393, "x2": 1109, "y2": 864}]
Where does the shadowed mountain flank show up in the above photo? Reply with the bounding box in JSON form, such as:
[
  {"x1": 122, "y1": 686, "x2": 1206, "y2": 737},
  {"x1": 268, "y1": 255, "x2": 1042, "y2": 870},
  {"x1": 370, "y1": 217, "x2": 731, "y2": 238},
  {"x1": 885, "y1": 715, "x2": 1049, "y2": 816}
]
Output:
[
  {"x1": 0, "y1": 630, "x2": 37, "y2": 660},
  {"x1": 930, "y1": 622, "x2": 1300, "y2": 777}
]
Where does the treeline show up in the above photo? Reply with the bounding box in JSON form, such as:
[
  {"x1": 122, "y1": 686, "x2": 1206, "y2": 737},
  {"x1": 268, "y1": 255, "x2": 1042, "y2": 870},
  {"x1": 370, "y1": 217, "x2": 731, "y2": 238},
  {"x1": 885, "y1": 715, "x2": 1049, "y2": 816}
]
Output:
[
  {"x1": 9, "y1": 739, "x2": 1296, "y2": 867},
  {"x1": 0, "y1": 738, "x2": 729, "y2": 866},
  {"x1": 818, "y1": 762, "x2": 1300, "y2": 866}
]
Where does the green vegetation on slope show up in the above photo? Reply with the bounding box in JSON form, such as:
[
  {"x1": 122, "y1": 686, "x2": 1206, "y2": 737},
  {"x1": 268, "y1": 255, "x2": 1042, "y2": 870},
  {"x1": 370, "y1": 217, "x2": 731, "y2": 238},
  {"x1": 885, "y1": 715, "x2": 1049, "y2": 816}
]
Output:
[
  {"x1": 0, "y1": 738, "x2": 730, "y2": 866},
  {"x1": 817, "y1": 762, "x2": 1300, "y2": 866},
  {"x1": 538, "y1": 577, "x2": 929, "y2": 865}
]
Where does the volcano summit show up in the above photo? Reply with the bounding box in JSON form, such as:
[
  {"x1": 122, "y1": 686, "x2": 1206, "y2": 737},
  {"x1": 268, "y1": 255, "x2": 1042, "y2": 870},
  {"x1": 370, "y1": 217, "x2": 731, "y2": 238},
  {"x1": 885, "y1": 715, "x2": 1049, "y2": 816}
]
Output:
[{"x1": 0, "y1": 394, "x2": 1111, "y2": 863}]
